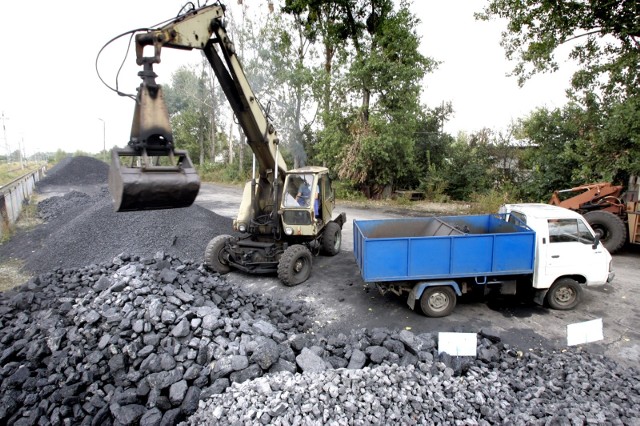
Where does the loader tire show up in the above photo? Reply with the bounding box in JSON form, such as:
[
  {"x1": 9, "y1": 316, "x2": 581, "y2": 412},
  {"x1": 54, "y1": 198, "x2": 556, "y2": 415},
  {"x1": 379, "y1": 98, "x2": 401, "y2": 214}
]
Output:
[
  {"x1": 583, "y1": 211, "x2": 626, "y2": 254},
  {"x1": 321, "y1": 221, "x2": 342, "y2": 256},
  {"x1": 204, "y1": 234, "x2": 233, "y2": 274},
  {"x1": 419, "y1": 286, "x2": 457, "y2": 318},
  {"x1": 546, "y1": 278, "x2": 582, "y2": 310},
  {"x1": 278, "y1": 245, "x2": 312, "y2": 286}
]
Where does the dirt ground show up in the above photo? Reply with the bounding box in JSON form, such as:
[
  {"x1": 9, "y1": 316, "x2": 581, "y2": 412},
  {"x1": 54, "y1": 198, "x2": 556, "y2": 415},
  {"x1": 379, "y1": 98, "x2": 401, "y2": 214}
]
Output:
[{"x1": 197, "y1": 183, "x2": 640, "y2": 370}]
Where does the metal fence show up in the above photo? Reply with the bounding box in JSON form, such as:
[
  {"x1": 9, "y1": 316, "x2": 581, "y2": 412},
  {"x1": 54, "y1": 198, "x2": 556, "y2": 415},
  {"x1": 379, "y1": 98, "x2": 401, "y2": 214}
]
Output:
[{"x1": 0, "y1": 166, "x2": 47, "y2": 239}]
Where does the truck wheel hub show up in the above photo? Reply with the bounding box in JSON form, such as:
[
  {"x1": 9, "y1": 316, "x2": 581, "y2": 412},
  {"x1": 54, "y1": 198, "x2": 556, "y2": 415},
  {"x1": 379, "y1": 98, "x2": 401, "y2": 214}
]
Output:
[
  {"x1": 556, "y1": 287, "x2": 575, "y2": 303},
  {"x1": 428, "y1": 293, "x2": 449, "y2": 310}
]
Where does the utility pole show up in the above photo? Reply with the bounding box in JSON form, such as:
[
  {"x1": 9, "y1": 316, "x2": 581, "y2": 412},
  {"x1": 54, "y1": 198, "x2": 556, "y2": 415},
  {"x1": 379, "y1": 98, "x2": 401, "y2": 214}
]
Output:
[{"x1": 1, "y1": 112, "x2": 9, "y2": 163}]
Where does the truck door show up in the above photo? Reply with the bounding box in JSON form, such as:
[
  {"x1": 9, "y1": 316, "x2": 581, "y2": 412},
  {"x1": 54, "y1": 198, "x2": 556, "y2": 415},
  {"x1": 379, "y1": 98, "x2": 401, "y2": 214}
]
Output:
[{"x1": 544, "y1": 218, "x2": 610, "y2": 285}]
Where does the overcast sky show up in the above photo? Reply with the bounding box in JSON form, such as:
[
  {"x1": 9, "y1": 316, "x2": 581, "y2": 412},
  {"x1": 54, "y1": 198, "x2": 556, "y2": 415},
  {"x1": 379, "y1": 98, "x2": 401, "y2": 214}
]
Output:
[{"x1": 0, "y1": 0, "x2": 575, "y2": 156}]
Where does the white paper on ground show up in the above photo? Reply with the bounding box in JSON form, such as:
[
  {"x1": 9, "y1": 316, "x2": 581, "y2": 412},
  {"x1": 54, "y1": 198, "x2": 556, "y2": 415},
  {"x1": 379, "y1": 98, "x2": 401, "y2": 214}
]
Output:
[
  {"x1": 567, "y1": 318, "x2": 604, "y2": 346},
  {"x1": 438, "y1": 332, "x2": 477, "y2": 356}
]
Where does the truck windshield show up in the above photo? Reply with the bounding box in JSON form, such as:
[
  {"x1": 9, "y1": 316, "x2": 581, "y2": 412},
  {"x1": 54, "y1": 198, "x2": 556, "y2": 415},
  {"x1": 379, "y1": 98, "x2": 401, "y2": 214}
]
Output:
[{"x1": 548, "y1": 219, "x2": 595, "y2": 244}]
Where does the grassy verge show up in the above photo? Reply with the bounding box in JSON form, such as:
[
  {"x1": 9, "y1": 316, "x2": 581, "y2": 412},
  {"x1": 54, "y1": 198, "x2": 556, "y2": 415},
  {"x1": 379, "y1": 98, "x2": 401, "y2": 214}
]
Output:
[
  {"x1": 0, "y1": 195, "x2": 41, "y2": 291},
  {"x1": 0, "y1": 259, "x2": 30, "y2": 292},
  {"x1": 0, "y1": 162, "x2": 45, "y2": 187}
]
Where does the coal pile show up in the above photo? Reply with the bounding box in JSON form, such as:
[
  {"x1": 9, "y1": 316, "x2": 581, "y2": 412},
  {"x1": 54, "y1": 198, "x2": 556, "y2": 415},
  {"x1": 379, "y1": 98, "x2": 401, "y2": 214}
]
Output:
[
  {"x1": 24, "y1": 190, "x2": 232, "y2": 275},
  {"x1": 2, "y1": 178, "x2": 233, "y2": 276},
  {"x1": 6, "y1": 256, "x2": 637, "y2": 426},
  {"x1": 36, "y1": 156, "x2": 109, "y2": 188},
  {"x1": 37, "y1": 190, "x2": 93, "y2": 221},
  {"x1": 0, "y1": 255, "x2": 314, "y2": 425}
]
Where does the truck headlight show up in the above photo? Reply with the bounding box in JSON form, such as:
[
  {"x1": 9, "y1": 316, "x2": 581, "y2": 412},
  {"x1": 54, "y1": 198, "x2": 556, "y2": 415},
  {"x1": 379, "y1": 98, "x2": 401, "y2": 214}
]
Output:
[
  {"x1": 238, "y1": 223, "x2": 247, "y2": 233},
  {"x1": 285, "y1": 227, "x2": 293, "y2": 235}
]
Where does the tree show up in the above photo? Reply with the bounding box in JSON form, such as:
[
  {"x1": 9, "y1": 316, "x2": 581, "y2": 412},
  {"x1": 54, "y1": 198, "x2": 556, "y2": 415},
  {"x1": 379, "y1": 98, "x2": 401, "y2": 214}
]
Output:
[
  {"x1": 305, "y1": 0, "x2": 436, "y2": 197},
  {"x1": 479, "y1": 1, "x2": 640, "y2": 186},
  {"x1": 253, "y1": 11, "x2": 316, "y2": 168},
  {"x1": 413, "y1": 103, "x2": 455, "y2": 195},
  {"x1": 477, "y1": 0, "x2": 639, "y2": 99}
]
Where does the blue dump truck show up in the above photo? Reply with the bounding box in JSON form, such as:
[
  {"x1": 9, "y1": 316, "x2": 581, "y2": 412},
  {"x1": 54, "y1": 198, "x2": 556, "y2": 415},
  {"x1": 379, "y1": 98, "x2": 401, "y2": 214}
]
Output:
[{"x1": 353, "y1": 204, "x2": 614, "y2": 317}]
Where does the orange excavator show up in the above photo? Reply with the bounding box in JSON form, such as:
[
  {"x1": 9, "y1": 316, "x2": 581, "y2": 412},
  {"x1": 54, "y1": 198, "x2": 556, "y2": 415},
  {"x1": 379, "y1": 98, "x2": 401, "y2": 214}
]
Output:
[{"x1": 549, "y1": 177, "x2": 640, "y2": 253}]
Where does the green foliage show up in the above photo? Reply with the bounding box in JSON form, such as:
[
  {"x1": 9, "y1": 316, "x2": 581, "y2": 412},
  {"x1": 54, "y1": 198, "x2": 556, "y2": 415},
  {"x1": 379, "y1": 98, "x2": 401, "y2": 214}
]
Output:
[
  {"x1": 517, "y1": 97, "x2": 639, "y2": 201},
  {"x1": 477, "y1": 0, "x2": 640, "y2": 102},
  {"x1": 53, "y1": 149, "x2": 68, "y2": 163},
  {"x1": 164, "y1": 65, "x2": 216, "y2": 165},
  {"x1": 479, "y1": 1, "x2": 639, "y2": 199},
  {"x1": 468, "y1": 187, "x2": 517, "y2": 215},
  {"x1": 196, "y1": 161, "x2": 251, "y2": 184},
  {"x1": 332, "y1": 180, "x2": 367, "y2": 200}
]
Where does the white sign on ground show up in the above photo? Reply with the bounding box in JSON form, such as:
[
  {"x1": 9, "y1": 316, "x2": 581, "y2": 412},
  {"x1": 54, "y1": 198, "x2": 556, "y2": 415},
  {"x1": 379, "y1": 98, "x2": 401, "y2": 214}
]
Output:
[
  {"x1": 438, "y1": 332, "x2": 477, "y2": 357},
  {"x1": 567, "y1": 318, "x2": 604, "y2": 346}
]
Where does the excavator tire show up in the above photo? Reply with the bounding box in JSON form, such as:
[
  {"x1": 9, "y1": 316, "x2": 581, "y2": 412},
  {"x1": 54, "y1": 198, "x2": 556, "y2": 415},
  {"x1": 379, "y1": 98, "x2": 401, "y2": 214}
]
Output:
[
  {"x1": 583, "y1": 211, "x2": 626, "y2": 254},
  {"x1": 204, "y1": 234, "x2": 233, "y2": 274},
  {"x1": 321, "y1": 222, "x2": 342, "y2": 256},
  {"x1": 278, "y1": 245, "x2": 312, "y2": 286}
]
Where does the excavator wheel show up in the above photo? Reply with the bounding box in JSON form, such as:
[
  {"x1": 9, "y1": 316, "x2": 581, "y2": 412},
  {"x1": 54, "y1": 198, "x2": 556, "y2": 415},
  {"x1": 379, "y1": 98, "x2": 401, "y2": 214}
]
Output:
[
  {"x1": 583, "y1": 211, "x2": 626, "y2": 254},
  {"x1": 204, "y1": 234, "x2": 233, "y2": 274},
  {"x1": 278, "y1": 245, "x2": 312, "y2": 286},
  {"x1": 321, "y1": 222, "x2": 342, "y2": 256}
]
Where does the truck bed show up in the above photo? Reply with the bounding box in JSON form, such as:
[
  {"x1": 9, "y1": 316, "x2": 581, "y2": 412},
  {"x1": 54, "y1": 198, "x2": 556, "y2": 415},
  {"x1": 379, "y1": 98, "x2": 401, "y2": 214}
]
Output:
[{"x1": 353, "y1": 215, "x2": 536, "y2": 282}]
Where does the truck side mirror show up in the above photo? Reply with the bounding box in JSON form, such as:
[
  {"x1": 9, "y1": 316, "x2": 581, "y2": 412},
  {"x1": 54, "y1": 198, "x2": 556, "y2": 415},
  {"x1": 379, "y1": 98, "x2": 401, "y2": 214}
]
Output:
[{"x1": 592, "y1": 236, "x2": 600, "y2": 249}]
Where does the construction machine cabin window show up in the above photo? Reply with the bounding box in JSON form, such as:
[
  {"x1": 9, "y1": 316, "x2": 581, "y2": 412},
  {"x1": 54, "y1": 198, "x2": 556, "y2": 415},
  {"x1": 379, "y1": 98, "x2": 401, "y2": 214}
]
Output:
[
  {"x1": 284, "y1": 173, "x2": 314, "y2": 208},
  {"x1": 548, "y1": 219, "x2": 595, "y2": 244}
]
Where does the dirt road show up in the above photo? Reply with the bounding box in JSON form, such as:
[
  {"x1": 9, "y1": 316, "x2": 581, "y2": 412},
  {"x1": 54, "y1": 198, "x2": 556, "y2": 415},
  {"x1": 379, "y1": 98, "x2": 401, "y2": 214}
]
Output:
[{"x1": 195, "y1": 183, "x2": 640, "y2": 369}]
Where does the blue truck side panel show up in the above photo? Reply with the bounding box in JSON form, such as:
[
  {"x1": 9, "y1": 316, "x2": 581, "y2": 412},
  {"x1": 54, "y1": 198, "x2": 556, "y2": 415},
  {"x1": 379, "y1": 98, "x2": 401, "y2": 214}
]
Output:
[{"x1": 353, "y1": 215, "x2": 535, "y2": 283}]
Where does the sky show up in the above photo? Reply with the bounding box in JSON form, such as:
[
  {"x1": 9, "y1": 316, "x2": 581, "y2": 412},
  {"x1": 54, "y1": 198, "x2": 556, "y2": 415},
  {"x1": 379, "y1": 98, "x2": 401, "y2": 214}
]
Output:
[{"x1": 0, "y1": 0, "x2": 576, "y2": 156}]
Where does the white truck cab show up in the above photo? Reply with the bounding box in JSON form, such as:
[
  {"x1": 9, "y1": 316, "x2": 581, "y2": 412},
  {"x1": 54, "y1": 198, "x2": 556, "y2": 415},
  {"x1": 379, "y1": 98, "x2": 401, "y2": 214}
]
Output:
[{"x1": 500, "y1": 203, "x2": 615, "y2": 309}]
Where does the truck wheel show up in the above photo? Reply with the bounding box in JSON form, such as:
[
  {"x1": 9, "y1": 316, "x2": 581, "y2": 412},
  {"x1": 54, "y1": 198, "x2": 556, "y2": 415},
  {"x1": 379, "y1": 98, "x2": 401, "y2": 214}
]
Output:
[
  {"x1": 546, "y1": 278, "x2": 582, "y2": 310},
  {"x1": 583, "y1": 211, "x2": 626, "y2": 254},
  {"x1": 419, "y1": 286, "x2": 457, "y2": 318},
  {"x1": 278, "y1": 245, "x2": 312, "y2": 286},
  {"x1": 204, "y1": 234, "x2": 233, "y2": 274},
  {"x1": 321, "y1": 222, "x2": 342, "y2": 256}
]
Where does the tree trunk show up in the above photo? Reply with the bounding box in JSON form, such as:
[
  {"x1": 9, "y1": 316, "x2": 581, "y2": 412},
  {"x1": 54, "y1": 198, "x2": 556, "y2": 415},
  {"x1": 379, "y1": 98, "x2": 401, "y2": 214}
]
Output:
[
  {"x1": 238, "y1": 124, "x2": 245, "y2": 175},
  {"x1": 228, "y1": 121, "x2": 234, "y2": 164},
  {"x1": 361, "y1": 88, "x2": 370, "y2": 124},
  {"x1": 209, "y1": 80, "x2": 217, "y2": 162}
]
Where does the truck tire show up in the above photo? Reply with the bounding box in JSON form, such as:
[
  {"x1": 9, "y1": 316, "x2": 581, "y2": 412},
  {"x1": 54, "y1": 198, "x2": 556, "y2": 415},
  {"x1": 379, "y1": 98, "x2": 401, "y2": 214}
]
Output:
[
  {"x1": 204, "y1": 234, "x2": 233, "y2": 274},
  {"x1": 419, "y1": 286, "x2": 457, "y2": 318},
  {"x1": 583, "y1": 211, "x2": 626, "y2": 254},
  {"x1": 321, "y1": 222, "x2": 342, "y2": 256},
  {"x1": 278, "y1": 245, "x2": 312, "y2": 286},
  {"x1": 546, "y1": 278, "x2": 582, "y2": 310}
]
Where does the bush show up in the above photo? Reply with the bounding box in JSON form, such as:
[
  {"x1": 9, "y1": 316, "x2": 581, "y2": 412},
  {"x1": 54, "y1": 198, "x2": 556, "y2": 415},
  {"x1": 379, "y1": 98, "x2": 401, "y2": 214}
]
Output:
[
  {"x1": 468, "y1": 187, "x2": 517, "y2": 214},
  {"x1": 333, "y1": 181, "x2": 366, "y2": 201},
  {"x1": 197, "y1": 163, "x2": 250, "y2": 184}
]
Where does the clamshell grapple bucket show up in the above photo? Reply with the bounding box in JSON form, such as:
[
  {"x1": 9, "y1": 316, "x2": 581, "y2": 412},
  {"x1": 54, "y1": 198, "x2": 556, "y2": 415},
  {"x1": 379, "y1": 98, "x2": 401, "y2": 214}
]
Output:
[{"x1": 108, "y1": 147, "x2": 200, "y2": 212}]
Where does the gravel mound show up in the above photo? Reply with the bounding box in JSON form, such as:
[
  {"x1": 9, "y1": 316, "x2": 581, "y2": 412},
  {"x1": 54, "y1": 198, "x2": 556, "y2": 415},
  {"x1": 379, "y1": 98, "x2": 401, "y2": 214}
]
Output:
[
  {"x1": 36, "y1": 156, "x2": 109, "y2": 188},
  {"x1": 186, "y1": 351, "x2": 640, "y2": 425}
]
